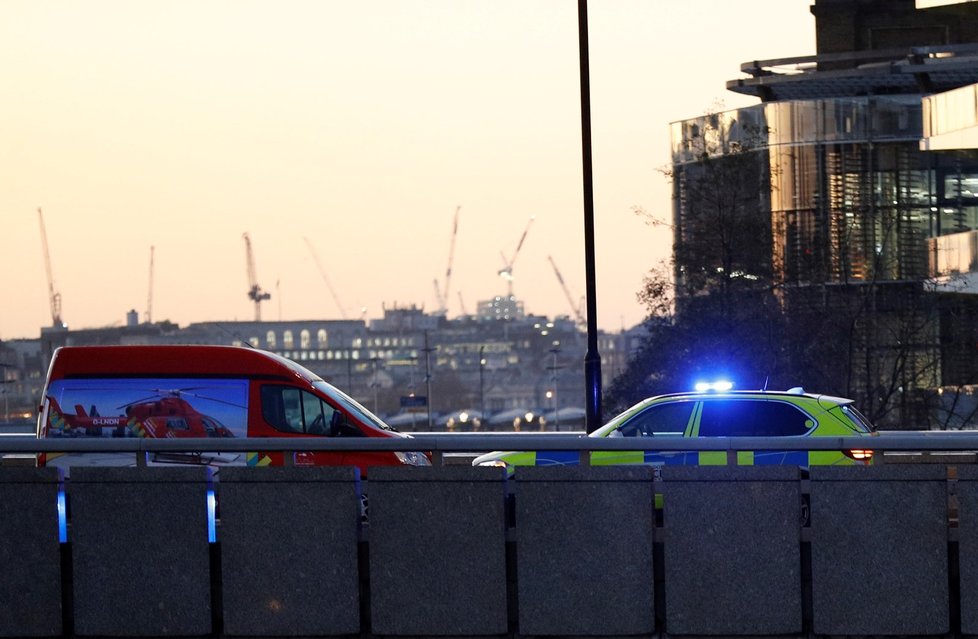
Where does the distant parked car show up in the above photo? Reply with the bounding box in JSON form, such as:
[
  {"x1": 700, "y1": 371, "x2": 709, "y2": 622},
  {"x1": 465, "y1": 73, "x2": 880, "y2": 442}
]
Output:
[{"x1": 472, "y1": 386, "x2": 876, "y2": 472}]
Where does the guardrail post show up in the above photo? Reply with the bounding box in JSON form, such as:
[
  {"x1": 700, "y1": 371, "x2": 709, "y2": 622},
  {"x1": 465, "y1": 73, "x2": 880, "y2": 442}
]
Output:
[
  {"x1": 515, "y1": 465, "x2": 656, "y2": 636},
  {"x1": 217, "y1": 466, "x2": 362, "y2": 636},
  {"x1": 661, "y1": 465, "x2": 802, "y2": 635},
  {"x1": 367, "y1": 466, "x2": 508, "y2": 636},
  {"x1": 809, "y1": 465, "x2": 949, "y2": 635},
  {"x1": 0, "y1": 467, "x2": 63, "y2": 637},
  {"x1": 68, "y1": 466, "x2": 212, "y2": 636}
]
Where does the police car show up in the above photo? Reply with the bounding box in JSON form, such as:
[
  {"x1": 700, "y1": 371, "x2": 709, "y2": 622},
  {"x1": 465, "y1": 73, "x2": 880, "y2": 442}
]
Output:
[{"x1": 472, "y1": 384, "x2": 876, "y2": 470}]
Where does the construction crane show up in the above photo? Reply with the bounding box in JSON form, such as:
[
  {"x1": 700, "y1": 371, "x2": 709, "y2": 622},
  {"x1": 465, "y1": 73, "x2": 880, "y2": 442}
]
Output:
[
  {"x1": 37, "y1": 207, "x2": 65, "y2": 328},
  {"x1": 548, "y1": 255, "x2": 586, "y2": 327},
  {"x1": 242, "y1": 233, "x2": 271, "y2": 321},
  {"x1": 433, "y1": 205, "x2": 461, "y2": 315},
  {"x1": 498, "y1": 216, "x2": 535, "y2": 297},
  {"x1": 145, "y1": 246, "x2": 155, "y2": 324},
  {"x1": 303, "y1": 237, "x2": 348, "y2": 320}
]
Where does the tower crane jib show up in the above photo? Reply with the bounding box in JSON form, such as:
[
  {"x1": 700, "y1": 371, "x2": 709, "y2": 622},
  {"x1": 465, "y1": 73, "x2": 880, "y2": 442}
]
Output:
[
  {"x1": 498, "y1": 216, "x2": 535, "y2": 297},
  {"x1": 146, "y1": 246, "x2": 155, "y2": 324},
  {"x1": 303, "y1": 237, "x2": 348, "y2": 320},
  {"x1": 548, "y1": 255, "x2": 586, "y2": 327},
  {"x1": 37, "y1": 207, "x2": 64, "y2": 329},
  {"x1": 242, "y1": 232, "x2": 271, "y2": 322},
  {"x1": 434, "y1": 205, "x2": 461, "y2": 315}
]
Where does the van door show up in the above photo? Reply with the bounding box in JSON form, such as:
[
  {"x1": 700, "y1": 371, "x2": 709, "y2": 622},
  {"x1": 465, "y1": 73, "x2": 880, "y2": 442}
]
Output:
[{"x1": 254, "y1": 384, "x2": 346, "y2": 467}]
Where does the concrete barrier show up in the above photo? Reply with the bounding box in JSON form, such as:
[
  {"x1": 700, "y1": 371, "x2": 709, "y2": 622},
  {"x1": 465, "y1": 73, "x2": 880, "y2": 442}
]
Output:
[
  {"x1": 366, "y1": 466, "x2": 508, "y2": 636},
  {"x1": 68, "y1": 466, "x2": 213, "y2": 636},
  {"x1": 217, "y1": 466, "x2": 362, "y2": 637},
  {"x1": 6, "y1": 455, "x2": 978, "y2": 637},
  {"x1": 956, "y1": 465, "x2": 978, "y2": 634},
  {"x1": 0, "y1": 467, "x2": 62, "y2": 637},
  {"x1": 810, "y1": 465, "x2": 949, "y2": 635},
  {"x1": 514, "y1": 465, "x2": 656, "y2": 636},
  {"x1": 661, "y1": 465, "x2": 803, "y2": 635}
]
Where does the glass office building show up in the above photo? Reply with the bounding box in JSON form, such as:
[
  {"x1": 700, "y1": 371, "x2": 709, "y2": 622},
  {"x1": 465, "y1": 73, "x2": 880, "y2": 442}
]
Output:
[
  {"x1": 670, "y1": 21, "x2": 978, "y2": 426},
  {"x1": 674, "y1": 96, "x2": 978, "y2": 288}
]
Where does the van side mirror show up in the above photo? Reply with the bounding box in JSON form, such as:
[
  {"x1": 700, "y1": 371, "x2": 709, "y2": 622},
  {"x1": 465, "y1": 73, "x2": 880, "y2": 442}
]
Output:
[{"x1": 329, "y1": 411, "x2": 363, "y2": 437}]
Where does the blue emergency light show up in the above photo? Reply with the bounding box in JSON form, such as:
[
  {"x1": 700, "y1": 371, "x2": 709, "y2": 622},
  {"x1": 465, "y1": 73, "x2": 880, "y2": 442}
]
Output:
[{"x1": 694, "y1": 380, "x2": 734, "y2": 392}]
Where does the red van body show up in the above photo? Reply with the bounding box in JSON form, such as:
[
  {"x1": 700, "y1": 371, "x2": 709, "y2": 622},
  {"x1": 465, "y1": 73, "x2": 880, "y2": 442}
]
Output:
[{"x1": 36, "y1": 345, "x2": 430, "y2": 475}]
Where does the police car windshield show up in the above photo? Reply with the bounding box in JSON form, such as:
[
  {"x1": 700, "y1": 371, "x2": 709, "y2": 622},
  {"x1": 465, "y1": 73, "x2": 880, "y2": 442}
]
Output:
[
  {"x1": 591, "y1": 401, "x2": 654, "y2": 437},
  {"x1": 313, "y1": 380, "x2": 396, "y2": 432}
]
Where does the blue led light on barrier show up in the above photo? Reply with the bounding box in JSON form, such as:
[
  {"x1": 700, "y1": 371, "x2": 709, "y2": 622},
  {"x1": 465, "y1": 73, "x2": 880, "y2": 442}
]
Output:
[
  {"x1": 57, "y1": 488, "x2": 67, "y2": 543},
  {"x1": 207, "y1": 488, "x2": 217, "y2": 543}
]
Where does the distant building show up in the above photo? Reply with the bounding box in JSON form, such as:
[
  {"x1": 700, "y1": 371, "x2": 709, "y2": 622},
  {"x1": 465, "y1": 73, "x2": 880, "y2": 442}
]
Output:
[{"x1": 10, "y1": 299, "x2": 633, "y2": 430}]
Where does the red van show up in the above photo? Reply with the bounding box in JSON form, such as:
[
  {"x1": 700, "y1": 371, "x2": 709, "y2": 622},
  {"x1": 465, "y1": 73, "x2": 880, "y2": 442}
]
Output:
[{"x1": 36, "y1": 345, "x2": 430, "y2": 474}]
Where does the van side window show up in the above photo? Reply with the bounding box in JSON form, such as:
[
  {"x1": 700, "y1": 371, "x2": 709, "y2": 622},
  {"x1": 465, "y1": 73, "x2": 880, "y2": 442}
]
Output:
[
  {"x1": 261, "y1": 385, "x2": 338, "y2": 435},
  {"x1": 698, "y1": 400, "x2": 813, "y2": 437}
]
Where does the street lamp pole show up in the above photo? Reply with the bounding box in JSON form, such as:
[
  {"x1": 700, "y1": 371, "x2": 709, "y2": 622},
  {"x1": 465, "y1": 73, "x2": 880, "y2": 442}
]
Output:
[
  {"x1": 578, "y1": 0, "x2": 602, "y2": 432},
  {"x1": 548, "y1": 344, "x2": 562, "y2": 430},
  {"x1": 423, "y1": 330, "x2": 434, "y2": 430},
  {"x1": 479, "y1": 345, "x2": 486, "y2": 428},
  {"x1": 0, "y1": 362, "x2": 11, "y2": 423},
  {"x1": 370, "y1": 357, "x2": 380, "y2": 415}
]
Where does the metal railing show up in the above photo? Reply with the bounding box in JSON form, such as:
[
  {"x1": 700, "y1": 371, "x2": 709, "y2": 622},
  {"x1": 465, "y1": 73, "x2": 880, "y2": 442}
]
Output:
[{"x1": 3, "y1": 432, "x2": 977, "y2": 459}]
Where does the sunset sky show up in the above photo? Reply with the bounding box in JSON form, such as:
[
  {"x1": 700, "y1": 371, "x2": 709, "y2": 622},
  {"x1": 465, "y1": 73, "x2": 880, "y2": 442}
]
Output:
[{"x1": 0, "y1": 0, "x2": 816, "y2": 340}]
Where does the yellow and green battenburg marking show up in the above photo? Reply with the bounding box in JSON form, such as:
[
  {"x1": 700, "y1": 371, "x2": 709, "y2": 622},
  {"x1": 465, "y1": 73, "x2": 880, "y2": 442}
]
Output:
[{"x1": 246, "y1": 452, "x2": 273, "y2": 467}]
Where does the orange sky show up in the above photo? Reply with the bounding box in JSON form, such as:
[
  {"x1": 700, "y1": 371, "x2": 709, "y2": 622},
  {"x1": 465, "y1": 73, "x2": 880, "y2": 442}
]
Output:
[{"x1": 0, "y1": 0, "x2": 816, "y2": 340}]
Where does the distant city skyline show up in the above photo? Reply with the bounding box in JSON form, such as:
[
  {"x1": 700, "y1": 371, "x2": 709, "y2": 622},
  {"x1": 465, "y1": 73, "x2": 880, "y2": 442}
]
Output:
[{"x1": 0, "y1": 1, "x2": 816, "y2": 340}]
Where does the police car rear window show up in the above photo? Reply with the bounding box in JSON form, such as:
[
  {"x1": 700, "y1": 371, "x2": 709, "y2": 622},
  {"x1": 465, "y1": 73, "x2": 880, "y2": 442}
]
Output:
[{"x1": 699, "y1": 400, "x2": 813, "y2": 437}]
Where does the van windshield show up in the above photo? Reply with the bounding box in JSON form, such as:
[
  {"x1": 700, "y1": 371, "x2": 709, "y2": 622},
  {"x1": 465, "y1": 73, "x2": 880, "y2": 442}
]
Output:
[{"x1": 313, "y1": 380, "x2": 396, "y2": 432}]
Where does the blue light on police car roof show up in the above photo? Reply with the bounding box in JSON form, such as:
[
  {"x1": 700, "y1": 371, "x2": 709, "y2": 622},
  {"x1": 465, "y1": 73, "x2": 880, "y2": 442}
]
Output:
[{"x1": 695, "y1": 380, "x2": 734, "y2": 392}]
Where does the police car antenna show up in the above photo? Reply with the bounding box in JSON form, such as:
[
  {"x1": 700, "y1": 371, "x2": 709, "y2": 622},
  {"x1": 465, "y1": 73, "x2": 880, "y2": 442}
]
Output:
[{"x1": 762, "y1": 376, "x2": 769, "y2": 391}]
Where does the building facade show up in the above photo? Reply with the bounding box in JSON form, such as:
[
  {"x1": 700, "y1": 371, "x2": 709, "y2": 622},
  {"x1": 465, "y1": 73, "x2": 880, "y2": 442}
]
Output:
[{"x1": 671, "y1": 0, "x2": 978, "y2": 428}]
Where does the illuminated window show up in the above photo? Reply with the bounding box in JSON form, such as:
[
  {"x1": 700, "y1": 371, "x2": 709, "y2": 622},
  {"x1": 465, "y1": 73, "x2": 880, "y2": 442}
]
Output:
[
  {"x1": 300, "y1": 329, "x2": 311, "y2": 349},
  {"x1": 283, "y1": 331, "x2": 294, "y2": 349},
  {"x1": 317, "y1": 329, "x2": 328, "y2": 347},
  {"x1": 266, "y1": 331, "x2": 277, "y2": 349}
]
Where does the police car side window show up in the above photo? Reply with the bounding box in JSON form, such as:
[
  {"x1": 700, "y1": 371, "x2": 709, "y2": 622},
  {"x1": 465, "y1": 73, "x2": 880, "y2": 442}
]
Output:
[
  {"x1": 699, "y1": 400, "x2": 812, "y2": 437},
  {"x1": 620, "y1": 401, "x2": 693, "y2": 437}
]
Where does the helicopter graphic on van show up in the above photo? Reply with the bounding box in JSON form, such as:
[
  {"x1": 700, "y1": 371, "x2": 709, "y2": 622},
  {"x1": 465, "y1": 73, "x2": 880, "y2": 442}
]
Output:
[{"x1": 44, "y1": 379, "x2": 248, "y2": 440}]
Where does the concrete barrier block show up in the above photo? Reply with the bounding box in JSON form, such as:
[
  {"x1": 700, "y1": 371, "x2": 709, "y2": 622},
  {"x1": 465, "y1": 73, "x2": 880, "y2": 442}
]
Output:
[
  {"x1": 515, "y1": 465, "x2": 655, "y2": 636},
  {"x1": 367, "y1": 466, "x2": 508, "y2": 636},
  {"x1": 661, "y1": 465, "x2": 802, "y2": 635},
  {"x1": 953, "y1": 465, "x2": 978, "y2": 634},
  {"x1": 809, "y1": 465, "x2": 948, "y2": 635},
  {"x1": 218, "y1": 466, "x2": 361, "y2": 636},
  {"x1": 0, "y1": 467, "x2": 63, "y2": 637},
  {"x1": 68, "y1": 466, "x2": 212, "y2": 636}
]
